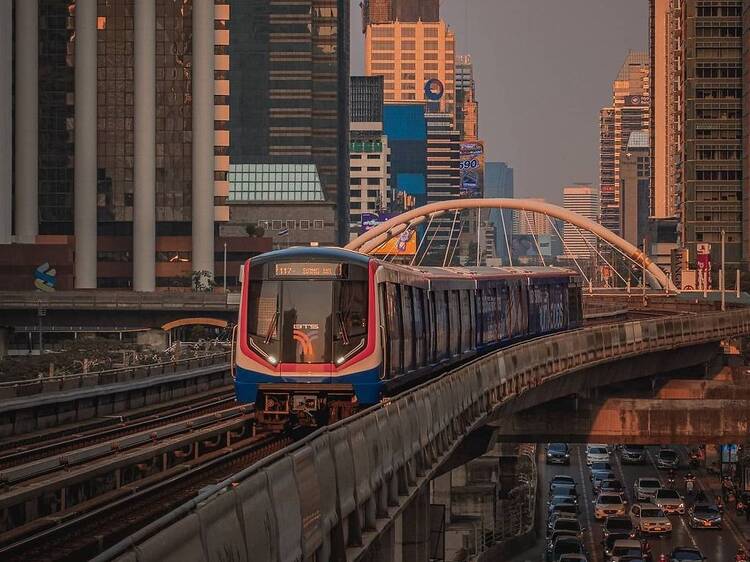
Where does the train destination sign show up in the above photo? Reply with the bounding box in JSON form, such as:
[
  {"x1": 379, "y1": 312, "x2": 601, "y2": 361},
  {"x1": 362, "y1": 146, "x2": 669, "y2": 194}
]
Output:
[{"x1": 273, "y1": 262, "x2": 343, "y2": 278}]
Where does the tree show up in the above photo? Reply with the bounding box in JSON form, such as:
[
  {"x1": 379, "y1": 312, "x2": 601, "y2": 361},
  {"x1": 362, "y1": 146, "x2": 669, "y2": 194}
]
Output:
[
  {"x1": 192, "y1": 270, "x2": 215, "y2": 292},
  {"x1": 245, "y1": 224, "x2": 265, "y2": 237}
]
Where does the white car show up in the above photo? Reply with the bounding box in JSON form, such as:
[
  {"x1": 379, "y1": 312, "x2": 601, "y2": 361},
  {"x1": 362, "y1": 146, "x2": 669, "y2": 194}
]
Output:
[
  {"x1": 594, "y1": 493, "x2": 626, "y2": 520},
  {"x1": 629, "y1": 502, "x2": 672, "y2": 535},
  {"x1": 586, "y1": 444, "x2": 610, "y2": 466},
  {"x1": 609, "y1": 538, "x2": 643, "y2": 562},
  {"x1": 653, "y1": 488, "x2": 685, "y2": 514},
  {"x1": 633, "y1": 477, "x2": 661, "y2": 501}
]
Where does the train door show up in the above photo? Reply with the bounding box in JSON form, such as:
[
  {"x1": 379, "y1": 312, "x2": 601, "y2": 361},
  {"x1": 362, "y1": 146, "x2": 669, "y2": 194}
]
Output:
[
  {"x1": 401, "y1": 285, "x2": 415, "y2": 372},
  {"x1": 385, "y1": 283, "x2": 403, "y2": 377},
  {"x1": 413, "y1": 288, "x2": 426, "y2": 368}
]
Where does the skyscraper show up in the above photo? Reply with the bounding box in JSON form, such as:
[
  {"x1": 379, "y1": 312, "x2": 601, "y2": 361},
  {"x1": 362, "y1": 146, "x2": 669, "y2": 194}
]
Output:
[
  {"x1": 226, "y1": 0, "x2": 351, "y2": 248},
  {"x1": 361, "y1": 0, "x2": 439, "y2": 31},
  {"x1": 563, "y1": 184, "x2": 599, "y2": 259},
  {"x1": 364, "y1": 20, "x2": 456, "y2": 122},
  {"x1": 350, "y1": 77, "x2": 391, "y2": 239},
  {"x1": 383, "y1": 104, "x2": 428, "y2": 207},
  {"x1": 456, "y1": 55, "x2": 478, "y2": 141},
  {"x1": 599, "y1": 51, "x2": 650, "y2": 236},
  {"x1": 484, "y1": 162, "x2": 514, "y2": 263},
  {"x1": 620, "y1": 131, "x2": 651, "y2": 247}
]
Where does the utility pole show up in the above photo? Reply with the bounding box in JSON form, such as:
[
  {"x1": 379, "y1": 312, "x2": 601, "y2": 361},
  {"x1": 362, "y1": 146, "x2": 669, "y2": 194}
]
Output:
[
  {"x1": 642, "y1": 238, "x2": 647, "y2": 307},
  {"x1": 223, "y1": 242, "x2": 227, "y2": 292},
  {"x1": 721, "y1": 229, "x2": 726, "y2": 312}
]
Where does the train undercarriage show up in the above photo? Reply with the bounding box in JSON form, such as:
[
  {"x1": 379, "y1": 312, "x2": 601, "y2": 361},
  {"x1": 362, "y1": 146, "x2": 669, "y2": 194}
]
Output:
[{"x1": 255, "y1": 383, "x2": 358, "y2": 430}]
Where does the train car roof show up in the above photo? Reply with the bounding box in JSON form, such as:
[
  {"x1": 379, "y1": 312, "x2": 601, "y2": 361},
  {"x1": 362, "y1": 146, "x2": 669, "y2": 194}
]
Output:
[
  {"x1": 248, "y1": 246, "x2": 372, "y2": 266},
  {"x1": 381, "y1": 263, "x2": 578, "y2": 281}
]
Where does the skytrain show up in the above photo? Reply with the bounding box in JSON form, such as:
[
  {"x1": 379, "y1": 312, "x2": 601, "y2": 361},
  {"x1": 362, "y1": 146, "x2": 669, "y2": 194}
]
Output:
[{"x1": 233, "y1": 247, "x2": 583, "y2": 427}]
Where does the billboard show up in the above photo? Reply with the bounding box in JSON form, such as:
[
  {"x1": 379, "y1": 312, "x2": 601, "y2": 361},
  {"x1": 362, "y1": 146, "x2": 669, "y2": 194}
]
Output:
[
  {"x1": 460, "y1": 141, "x2": 485, "y2": 198},
  {"x1": 371, "y1": 229, "x2": 417, "y2": 256},
  {"x1": 624, "y1": 95, "x2": 650, "y2": 106},
  {"x1": 696, "y1": 243, "x2": 712, "y2": 290}
]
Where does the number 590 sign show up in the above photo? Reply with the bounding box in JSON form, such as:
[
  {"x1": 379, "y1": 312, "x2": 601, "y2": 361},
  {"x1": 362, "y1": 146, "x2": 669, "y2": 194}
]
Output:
[{"x1": 459, "y1": 159, "x2": 479, "y2": 170}]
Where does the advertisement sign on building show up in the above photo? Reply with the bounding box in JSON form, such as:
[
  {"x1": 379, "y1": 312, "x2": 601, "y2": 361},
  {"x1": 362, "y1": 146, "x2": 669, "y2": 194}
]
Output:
[
  {"x1": 371, "y1": 229, "x2": 417, "y2": 256},
  {"x1": 696, "y1": 243, "x2": 712, "y2": 290},
  {"x1": 460, "y1": 141, "x2": 485, "y2": 198}
]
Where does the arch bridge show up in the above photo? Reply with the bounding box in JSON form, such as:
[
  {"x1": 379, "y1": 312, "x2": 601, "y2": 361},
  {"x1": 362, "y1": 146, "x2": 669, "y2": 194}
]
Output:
[{"x1": 346, "y1": 198, "x2": 676, "y2": 291}]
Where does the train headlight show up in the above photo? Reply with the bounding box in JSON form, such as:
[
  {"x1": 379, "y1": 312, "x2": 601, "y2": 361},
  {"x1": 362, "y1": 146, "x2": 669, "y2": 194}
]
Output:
[
  {"x1": 336, "y1": 357, "x2": 345, "y2": 365},
  {"x1": 268, "y1": 356, "x2": 278, "y2": 365}
]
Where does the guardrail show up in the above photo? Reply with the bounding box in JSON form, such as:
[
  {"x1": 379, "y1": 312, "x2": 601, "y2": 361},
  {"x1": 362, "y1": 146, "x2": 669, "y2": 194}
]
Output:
[
  {"x1": 0, "y1": 290, "x2": 236, "y2": 310},
  {"x1": 0, "y1": 351, "x2": 230, "y2": 400},
  {"x1": 96, "y1": 309, "x2": 750, "y2": 562}
]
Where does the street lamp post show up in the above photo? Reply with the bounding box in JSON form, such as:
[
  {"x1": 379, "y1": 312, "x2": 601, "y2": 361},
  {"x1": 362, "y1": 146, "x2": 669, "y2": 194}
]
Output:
[
  {"x1": 223, "y1": 242, "x2": 227, "y2": 293},
  {"x1": 721, "y1": 229, "x2": 726, "y2": 312}
]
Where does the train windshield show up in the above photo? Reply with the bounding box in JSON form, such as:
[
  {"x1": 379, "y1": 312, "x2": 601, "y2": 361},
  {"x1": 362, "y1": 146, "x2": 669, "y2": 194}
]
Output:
[{"x1": 246, "y1": 263, "x2": 368, "y2": 365}]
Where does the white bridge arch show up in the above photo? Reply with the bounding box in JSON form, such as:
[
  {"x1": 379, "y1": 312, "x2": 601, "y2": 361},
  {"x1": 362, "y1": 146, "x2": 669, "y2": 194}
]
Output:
[{"x1": 344, "y1": 198, "x2": 675, "y2": 291}]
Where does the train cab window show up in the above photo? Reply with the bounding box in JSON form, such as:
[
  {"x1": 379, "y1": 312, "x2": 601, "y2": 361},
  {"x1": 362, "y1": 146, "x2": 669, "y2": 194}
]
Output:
[
  {"x1": 247, "y1": 274, "x2": 280, "y2": 362},
  {"x1": 280, "y1": 281, "x2": 333, "y2": 363},
  {"x1": 333, "y1": 279, "x2": 369, "y2": 365}
]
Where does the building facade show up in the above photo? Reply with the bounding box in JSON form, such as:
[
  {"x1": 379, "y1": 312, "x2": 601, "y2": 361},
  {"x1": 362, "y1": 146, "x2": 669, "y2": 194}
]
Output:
[
  {"x1": 562, "y1": 184, "x2": 599, "y2": 259},
  {"x1": 456, "y1": 54, "x2": 478, "y2": 141},
  {"x1": 680, "y1": 0, "x2": 743, "y2": 271},
  {"x1": 226, "y1": 0, "x2": 350, "y2": 249},
  {"x1": 349, "y1": 77, "x2": 391, "y2": 239},
  {"x1": 361, "y1": 0, "x2": 439, "y2": 31},
  {"x1": 383, "y1": 104, "x2": 427, "y2": 208},
  {"x1": 484, "y1": 162, "x2": 514, "y2": 264},
  {"x1": 620, "y1": 130, "x2": 651, "y2": 247},
  {"x1": 364, "y1": 20, "x2": 456, "y2": 123},
  {"x1": 599, "y1": 51, "x2": 650, "y2": 237}
]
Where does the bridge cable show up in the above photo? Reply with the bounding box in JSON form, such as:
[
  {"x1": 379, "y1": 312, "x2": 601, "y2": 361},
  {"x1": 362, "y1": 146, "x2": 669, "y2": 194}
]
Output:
[
  {"x1": 417, "y1": 212, "x2": 444, "y2": 266},
  {"x1": 522, "y1": 210, "x2": 547, "y2": 267},
  {"x1": 442, "y1": 209, "x2": 461, "y2": 267},
  {"x1": 544, "y1": 214, "x2": 591, "y2": 286},
  {"x1": 573, "y1": 224, "x2": 628, "y2": 287},
  {"x1": 447, "y1": 216, "x2": 467, "y2": 266},
  {"x1": 500, "y1": 207, "x2": 513, "y2": 267},
  {"x1": 411, "y1": 213, "x2": 436, "y2": 266},
  {"x1": 595, "y1": 235, "x2": 651, "y2": 287}
]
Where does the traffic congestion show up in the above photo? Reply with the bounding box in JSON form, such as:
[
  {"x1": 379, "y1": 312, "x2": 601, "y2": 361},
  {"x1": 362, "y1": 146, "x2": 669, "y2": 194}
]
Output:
[{"x1": 506, "y1": 444, "x2": 749, "y2": 562}]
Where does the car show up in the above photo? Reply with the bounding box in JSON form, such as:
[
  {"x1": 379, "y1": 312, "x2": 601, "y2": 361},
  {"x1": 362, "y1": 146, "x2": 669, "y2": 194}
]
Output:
[
  {"x1": 586, "y1": 444, "x2": 610, "y2": 465},
  {"x1": 621, "y1": 444, "x2": 646, "y2": 464},
  {"x1": 602, "y1": 532, "x2": 630, "y2": 557},
  {"x1": 545, "y1": 536, "x2": 585, "y2": 562},
  {"x1": 546, "y1": 443, "x2": 571, "y2": 465},
  {"x1": 609, "y1": 539, "x2": 643, "y2": 562},
  {"x1": 547, "y1": 517, "x2": 583, "y2": 539},
  {"x1": 633, "y1": 477, "x2": 661, "y2": 501},
  {"x1": 547, "y1": 530, "x2": 579, "y2": 549},
  {"x1": 629, "y1": 502, "x2": 672, "y2": 535},
  {"x1": 687, "y1": 503, "x2": 722, "y2": 529},
  {"x1": 599, "y1": 478, "x2": 626, "y2": 497},
  {"x1": 602, "y1": 515, "x2": 636, "y2": 540},
  {"x1": 549, "y1": 486, "x2": 579, "y2": 504},
  {"x1": 549, "y1": 495, "x2": 579, "y2": 513},
  {"x1": 594, "y1": 493, "x2": 626, "y2": 520},
  {"x1": 656, "y1": 448, "x2": 679, "y2": 469},
  {"x1": 653, "y1": 488, "x2": 685, "y2": 514},
  {"x1": 550, "y1": 475, "x2": 576, "y2": 491},
  {"x1": 592, "y1": 471, "x2": 617, "y2": 493},
  {"x1": 549, "y1": 503, "x2": 579, "y2": 519},
  {"x1": 669, "y1": 546, "x2": 706, "y2": 561},
  {"x1": 557, "y1": 555, "x2": 588, "y2": 562}
]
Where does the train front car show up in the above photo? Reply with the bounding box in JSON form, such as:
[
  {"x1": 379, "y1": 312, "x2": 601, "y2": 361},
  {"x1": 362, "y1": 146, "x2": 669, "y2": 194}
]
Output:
[{"x1": 234, "y1": 248, "x2": 380, "y2": 428}]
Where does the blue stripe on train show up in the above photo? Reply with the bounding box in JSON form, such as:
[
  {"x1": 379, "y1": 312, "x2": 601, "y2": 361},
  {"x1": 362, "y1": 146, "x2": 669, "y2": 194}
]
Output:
[{"x1": 234, "y1": 365, "x2": 383, "y2": 405}]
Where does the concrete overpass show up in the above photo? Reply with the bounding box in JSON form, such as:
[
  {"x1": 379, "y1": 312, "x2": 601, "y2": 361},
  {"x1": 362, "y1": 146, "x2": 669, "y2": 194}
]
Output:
[{"x1": 95, "y1": 308, "x2": 750, "y2": 562}]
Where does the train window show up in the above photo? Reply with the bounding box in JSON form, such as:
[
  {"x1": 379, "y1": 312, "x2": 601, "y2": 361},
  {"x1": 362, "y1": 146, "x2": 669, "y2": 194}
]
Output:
[
  {"x1": 247, "y1": 276, "x2": 280, "y2": 362},
  {"x1": 401, "y1": 285, "x2": 415, "y2": 372},
  {"x1": 448, "y1": 291, "x2": 460, "y2": 356},
  {"x1": 413, "y1": 288, "x2": 426, "y2": 368},
  {"x1": 475, "y1": 290, "x2": 483, "y2": 346},
  {"x1": 385, "y1": 283, "x2": 402, "y2": 377},
  {"x1": 333, "y1": 279, "x2": 368, "y2": 365}
]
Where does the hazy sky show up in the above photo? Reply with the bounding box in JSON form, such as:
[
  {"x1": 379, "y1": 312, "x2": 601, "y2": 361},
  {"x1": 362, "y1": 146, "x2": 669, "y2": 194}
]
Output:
[{"x1": 349, "y1": 0, "x2": 648, "y2": 203}]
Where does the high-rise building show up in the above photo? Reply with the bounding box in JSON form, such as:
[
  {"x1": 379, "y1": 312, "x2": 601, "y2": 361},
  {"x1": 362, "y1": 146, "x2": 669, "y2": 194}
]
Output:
[
  {"x1": 599, "y1": 51, "x2": 650, "y2": 236},
  {"x1": 456, "y1": 55, "x2": 478, "y2": 141},
  {"x1": 0, "y1": 0, "x2": 238, "y2": 290},
  {"x1": 361, "y1": 0, "x2": 439, "y2": 31},
  {"x1": 225, "y1": 0, "x2": 351, "y2": 249},
  {"x1": 383, "y1": 104, "x2": 427, "y2": 208},
  {"x1": 563, "y1": 184, "x2": 599, "y2": 259},
  {"x1": 350, "y1": 77, "x2": 391, "y2": 239},
  {"x1": 513, "y1": 199, "x2": 555, "y2": 237},
  {"x1": 365, "y1": 20, "x2": 456, "y2": 123},
  {"x1": 484, "y1": 162, "x2": 514, "y2": 263},
  {"x1": 1, "y1": 0, "x2": 349, "y2": 291},
  {"x1": 678, "y1": 1, "x2": 742, "y2": 271},
  {"x1": 649, "y1": 0, "x2": 681, "y2": 219},
  {"x1": 620, "y1": 131, "x2": 651, "y2": 247}
]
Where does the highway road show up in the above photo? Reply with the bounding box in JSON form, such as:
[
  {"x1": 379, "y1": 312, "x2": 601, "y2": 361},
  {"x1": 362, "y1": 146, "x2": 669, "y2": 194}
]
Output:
[{"x1": 504, "y1": 444, "x2": 748, "y2": 561}]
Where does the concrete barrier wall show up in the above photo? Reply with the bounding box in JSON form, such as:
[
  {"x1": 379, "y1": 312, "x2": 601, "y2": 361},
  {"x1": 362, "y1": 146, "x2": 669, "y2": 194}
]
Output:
[{"x1": 98, "y1": 309, "x2": 750, "y2": 562}]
